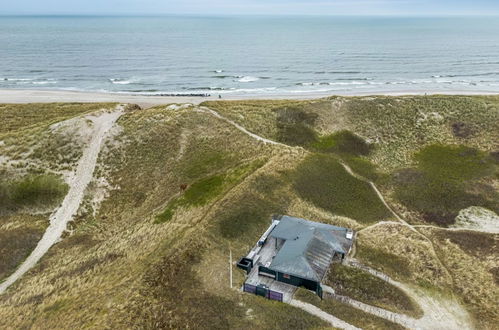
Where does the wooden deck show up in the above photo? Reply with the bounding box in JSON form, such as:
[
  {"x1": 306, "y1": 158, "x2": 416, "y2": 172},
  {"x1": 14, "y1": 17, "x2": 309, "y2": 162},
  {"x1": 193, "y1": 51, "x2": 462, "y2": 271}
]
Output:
[{"x1": 244, "y1": 237, "x2": 297, "y2": 303}]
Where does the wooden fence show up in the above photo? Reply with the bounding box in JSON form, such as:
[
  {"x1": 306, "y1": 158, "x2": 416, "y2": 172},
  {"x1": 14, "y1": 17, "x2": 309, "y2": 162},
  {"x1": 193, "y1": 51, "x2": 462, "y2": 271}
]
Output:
[{"x1": 243, "y1": 283, "x2": 283, "y2": 302}]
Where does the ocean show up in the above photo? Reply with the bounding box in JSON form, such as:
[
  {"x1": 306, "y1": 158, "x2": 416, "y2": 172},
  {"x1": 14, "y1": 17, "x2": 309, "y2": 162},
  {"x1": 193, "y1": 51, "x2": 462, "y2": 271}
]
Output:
[{"x1": 1, "y1": 15, "x2": 499, "y2": 96}]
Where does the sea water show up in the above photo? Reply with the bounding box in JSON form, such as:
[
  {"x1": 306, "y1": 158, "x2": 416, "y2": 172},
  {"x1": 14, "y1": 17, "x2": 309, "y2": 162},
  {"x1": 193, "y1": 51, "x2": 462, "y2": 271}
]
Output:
[{"x1": 1, "y1": 15, "x2": 499, "y2": 96}]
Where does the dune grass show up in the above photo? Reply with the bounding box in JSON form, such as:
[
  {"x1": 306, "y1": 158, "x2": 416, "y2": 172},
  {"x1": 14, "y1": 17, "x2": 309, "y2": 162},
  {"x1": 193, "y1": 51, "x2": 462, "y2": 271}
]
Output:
[
  {"x1": 293, "y1": 153, "x2": 391, "y2": 223},
  {"x1": 295, "y1": 288, "x2": 405, "y2": 330},
  {"x1": 1, "y1": 98, "x2": 498, "y2": 329},
  {"x1": 311, "y1": 130, "x2": 372, "y2": 157},
  {"x1": 274, "y1": 105, "x2": 319, "y2": 146},
  {"x1": 0, "y1": 103, "x2": 116, "y2": 137},
  {"x1": 416, "y1": 144, "x2": 496, "y2": 181},
  {"x1": 0, "y1": 174, "x2": 68, "y2": 213},
  {"x1": 0, "y1": 216, "x2": 46, "y2": 281},
  {"x1": 156, "y1": 160, "x2": 264, "y2": 224},
  {"x1": 325, "y1": 264, "x2": 423, "y2": 318},
  {"x1": 155, "y1": 174, "x2": 225, "y2": 223},
  {"x1": 355, "y1": 244, "x2": 412, "y2": 280},
  {"x1": 422, "y1": 227, "x2": 499, "y2": 329},
  {"x1": 393, "y1": 144, "x2": 499, "y2": 225}
]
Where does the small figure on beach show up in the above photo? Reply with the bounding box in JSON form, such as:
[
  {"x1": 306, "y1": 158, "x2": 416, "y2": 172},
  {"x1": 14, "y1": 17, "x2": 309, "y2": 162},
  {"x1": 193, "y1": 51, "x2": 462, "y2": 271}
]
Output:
[{"x1": 219, "y1": 94, "x2": 222, "y2": 99}]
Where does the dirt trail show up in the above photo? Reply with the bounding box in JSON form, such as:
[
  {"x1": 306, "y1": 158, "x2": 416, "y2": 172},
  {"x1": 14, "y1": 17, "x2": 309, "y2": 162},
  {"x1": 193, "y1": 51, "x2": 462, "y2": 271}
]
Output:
[
  {"x1": 340, "y1": 162, "x2": 403, "y2": 222},
  {"x1": 0, "y1": 108, "x2": 123, "y2": 294},
  {"x1": 345, "y1": 261, "x2": 474, "y2": 330},
  {"x1": 199, "y1": 106, "x2": 288, "y2": 146},
  {"x1": 289, "y1": 299, "x2": 360, "y2": 330}
]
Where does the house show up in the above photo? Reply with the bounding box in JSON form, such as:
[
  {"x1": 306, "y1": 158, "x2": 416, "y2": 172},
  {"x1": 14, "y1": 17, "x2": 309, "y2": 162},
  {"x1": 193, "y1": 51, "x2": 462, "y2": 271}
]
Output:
[{"x1": 237, "y1": 215, "x2": 354, "y2": 300}]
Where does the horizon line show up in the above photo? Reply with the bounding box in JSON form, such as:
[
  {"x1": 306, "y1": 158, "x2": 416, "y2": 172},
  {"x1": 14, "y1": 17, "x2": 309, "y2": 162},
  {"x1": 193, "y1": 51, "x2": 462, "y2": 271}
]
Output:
[{"x1": 1, "y1": 13, "x2": 499, "y2": 18}]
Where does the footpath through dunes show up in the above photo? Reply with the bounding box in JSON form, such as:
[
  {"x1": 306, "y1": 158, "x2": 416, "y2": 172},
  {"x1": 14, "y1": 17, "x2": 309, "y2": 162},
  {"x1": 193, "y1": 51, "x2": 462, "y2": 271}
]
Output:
[
  {"x1": 200, "y1": 104, "x2": 476, "y2": 330},
  {"x1": 0, "y1": 107, "x2": 123, "y2": 294},
  {"x1": 337, "y1": 260, "x2": 474, "y2": 330}
]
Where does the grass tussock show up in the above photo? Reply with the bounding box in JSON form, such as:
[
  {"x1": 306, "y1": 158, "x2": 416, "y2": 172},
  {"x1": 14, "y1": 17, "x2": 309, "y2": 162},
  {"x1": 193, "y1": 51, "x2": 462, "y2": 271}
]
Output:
[
  {"x1": 293, "y1": 153, "x2": 391, "y2": 223},
  {"x1": 432, "y1": 230, "x2": 496, "y2": 260},
  {"x1": 295, "y1": 288, "x2": 405, "y2": 330},
  {"x1": 326, "y1": 264, "x2": 423, "y2": 317},
  {"x1": 355, "y1": 224, "x2": 452, "y2": 290}
]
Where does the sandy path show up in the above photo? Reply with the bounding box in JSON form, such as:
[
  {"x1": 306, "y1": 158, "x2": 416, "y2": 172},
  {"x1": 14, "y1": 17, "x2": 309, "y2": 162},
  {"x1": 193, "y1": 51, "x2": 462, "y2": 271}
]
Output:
[
  {"x1": 0, "y1": 108, "x2": 123, "y2": 294},
  {"x1": 289, "y1": 299, "x2": 361, "y2": 330},
  {"x1": 199, "y1": 106, "x2": 288, "y2": 146},
  {"x1": 323, "y1": 288, "x2": 418, "y2": 329},
  {"x1": 344, "y1": 261, "x2": 473, "y2": 330}
]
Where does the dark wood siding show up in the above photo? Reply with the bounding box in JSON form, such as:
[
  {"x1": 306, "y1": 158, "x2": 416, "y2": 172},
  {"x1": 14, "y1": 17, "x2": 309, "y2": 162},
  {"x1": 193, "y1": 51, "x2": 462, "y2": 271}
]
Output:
[{"x1": 276, "y1": 272, "x2": 319, "y2": 291}]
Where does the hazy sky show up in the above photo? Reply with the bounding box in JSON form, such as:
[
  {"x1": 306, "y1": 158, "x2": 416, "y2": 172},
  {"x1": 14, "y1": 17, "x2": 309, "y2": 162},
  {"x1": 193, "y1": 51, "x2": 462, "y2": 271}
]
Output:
[{"x1": 2, "y1": 0, "x2": 499, "y2": 16}]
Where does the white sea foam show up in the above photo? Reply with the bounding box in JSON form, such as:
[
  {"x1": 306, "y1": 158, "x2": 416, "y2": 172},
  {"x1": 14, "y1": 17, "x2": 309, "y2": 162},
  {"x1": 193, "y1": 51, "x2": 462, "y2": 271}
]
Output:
[
  {"x1": 33, "y1": 81, "x2": 57, "y2": 85},
  {"x1": 110, "y1": 78, "x2": 132, "y2": 85},
  {"x1": 236, "y1": 76, "x2": 260, "y2": 83}
]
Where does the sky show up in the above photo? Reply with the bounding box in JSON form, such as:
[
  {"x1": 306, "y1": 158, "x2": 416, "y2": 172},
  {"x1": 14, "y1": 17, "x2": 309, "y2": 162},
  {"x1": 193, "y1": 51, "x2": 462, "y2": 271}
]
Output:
[{"x1": 1, "y1": 0, "x2": 499, "y2": 16}]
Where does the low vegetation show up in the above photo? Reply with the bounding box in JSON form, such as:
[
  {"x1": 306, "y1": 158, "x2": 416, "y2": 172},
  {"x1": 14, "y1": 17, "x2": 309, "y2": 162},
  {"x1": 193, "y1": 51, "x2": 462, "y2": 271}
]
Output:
[
  {"x1": 295, "y1": 288, "x2": 405, "y2": 330},
  {"x1": 355, "y1": 244, "x2": 412, "y2": 280},
  {"x1": 156, "y1": 161, "x2": 265, "y2": 223},
  {"x1": 0, "y1": 215, "x2": 47, "y2": 281},
  {"x1": 0, "y1": 103, "x2": 115, "y2": 137},
  {"x1": 422, "y1": 227, "x2": 499, "y2": 329},
  {"x1": 0, "y1": 174, "x2": 68, "y2": 213},
  {"x1": 325, "y1": 264, "x2": 423, "y2": 317},
  {"x1": 0, "y1": 97, "x2": 498, "y2": 329},
  {"x1": 275, "y1": 105, "x2": 319, "y2": 146},
  {"x1": 393, "y1": 144, "x2": 499, "y2": 225},
  {"x1": 293, "y1": 153, "x2": 391, "y2": 223},
  {"x1": 311, "y1": 130, "x2": 372, "y2": 156}
]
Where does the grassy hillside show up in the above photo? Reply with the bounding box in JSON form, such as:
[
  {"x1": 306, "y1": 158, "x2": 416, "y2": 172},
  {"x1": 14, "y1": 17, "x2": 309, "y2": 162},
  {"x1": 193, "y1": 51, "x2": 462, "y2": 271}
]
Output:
[{"x1": 0, "y1": 96, "x2": 497, "y2": 329}]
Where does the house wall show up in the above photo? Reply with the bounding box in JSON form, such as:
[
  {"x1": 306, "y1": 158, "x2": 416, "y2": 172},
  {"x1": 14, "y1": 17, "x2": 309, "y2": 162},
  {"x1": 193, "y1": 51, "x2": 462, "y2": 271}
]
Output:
[{"x1": 275, "y1": 272, "x2": 319, "y2": 292}]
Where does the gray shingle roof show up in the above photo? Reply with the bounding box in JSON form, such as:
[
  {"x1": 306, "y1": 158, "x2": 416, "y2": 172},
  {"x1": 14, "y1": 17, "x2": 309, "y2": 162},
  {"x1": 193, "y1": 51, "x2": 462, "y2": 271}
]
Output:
[{"x1": 269, "y1": 215, "x2": 353, "y2": 282}]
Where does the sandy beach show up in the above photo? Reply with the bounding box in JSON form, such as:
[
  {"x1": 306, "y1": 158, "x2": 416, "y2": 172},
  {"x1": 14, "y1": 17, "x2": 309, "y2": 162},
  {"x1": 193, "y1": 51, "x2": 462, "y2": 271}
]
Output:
[{"x1": 0, "y1": 89, "x2": 498, "y2": 108}]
